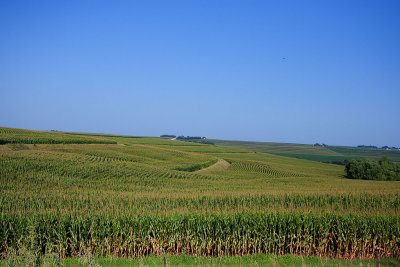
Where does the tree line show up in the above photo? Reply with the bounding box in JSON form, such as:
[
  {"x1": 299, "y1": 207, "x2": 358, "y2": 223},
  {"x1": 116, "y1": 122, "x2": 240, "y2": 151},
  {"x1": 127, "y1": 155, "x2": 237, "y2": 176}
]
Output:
[{"x1": 345, "y1": 157, "x2": 400, "y2": 181}]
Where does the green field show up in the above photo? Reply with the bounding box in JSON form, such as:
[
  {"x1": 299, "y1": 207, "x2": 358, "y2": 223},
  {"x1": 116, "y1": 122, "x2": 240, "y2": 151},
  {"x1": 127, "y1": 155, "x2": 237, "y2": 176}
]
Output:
[
  {"x1": 210, "y1": 139, "x2": 400, "y2": 163},
  {"x1": 1, "y1": 127, "x2": 399, "y2": 263}
]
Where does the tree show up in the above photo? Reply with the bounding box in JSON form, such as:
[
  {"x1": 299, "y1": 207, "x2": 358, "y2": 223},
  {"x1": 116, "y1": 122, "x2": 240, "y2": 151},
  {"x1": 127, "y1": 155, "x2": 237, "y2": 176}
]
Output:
[
  {"x1": 345, "y1": 158, "x2": 383, "y2": 180},
  {"x1": 378, "y1": 156, "x2": 399, "y2": 181},
  {"x1": 345, "y1": 157, "x2": 400, "y2": 181}
]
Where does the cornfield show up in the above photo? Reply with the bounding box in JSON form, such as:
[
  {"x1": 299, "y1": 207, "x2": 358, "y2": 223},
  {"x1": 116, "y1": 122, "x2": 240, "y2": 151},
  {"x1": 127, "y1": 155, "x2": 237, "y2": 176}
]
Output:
[
  {"x1": 1, "y1": 127, "x2": 400, "y2": 260},
  {"x1": 1, "y1": 213, "x2": 399, "y2": 258}
]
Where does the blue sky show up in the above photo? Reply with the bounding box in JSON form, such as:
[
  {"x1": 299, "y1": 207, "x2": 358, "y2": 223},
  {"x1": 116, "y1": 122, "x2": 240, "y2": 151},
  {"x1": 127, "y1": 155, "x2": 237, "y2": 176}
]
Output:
[{"x1": 1, "y1": 0, "x2": 399, "y2": 146}]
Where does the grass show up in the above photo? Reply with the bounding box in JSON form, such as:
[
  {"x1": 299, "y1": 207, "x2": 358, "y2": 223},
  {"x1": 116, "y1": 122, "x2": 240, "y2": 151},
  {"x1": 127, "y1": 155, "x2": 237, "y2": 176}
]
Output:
[
  {"x1": 77, "y1": 255, "x2": 400, "y2": 266},
  {"x1": 1, "y1": 254, "x2": 399, "y2": 266},
  {"x1": 1, "y1": 126, "x2": 400, "y2": 261},
  {"x1": 175, "y1": 159, "x2": 218, "y2": 172},
  {"x1": 196, "y1": 159, "x2": 230, "y2": 174}
]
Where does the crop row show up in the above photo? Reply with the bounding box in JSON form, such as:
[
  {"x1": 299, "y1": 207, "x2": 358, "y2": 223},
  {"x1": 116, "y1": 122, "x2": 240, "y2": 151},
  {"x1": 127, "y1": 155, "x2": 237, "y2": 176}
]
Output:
[
  {"x1": 0, "y1": 137, "x2": 116, "y2": 145},
  {"x1": 0, "y1": 153, "x2": 213, "y2": 186},
  {"x1": 229, "y1": 160, "x2": 304, "y2": 177},
  {"x1": 0, "y1": 194, "x2": 399, "y2": 216},
  {"x1": 0, "y1": 127, "x2": 116, "y2": 145},
  {"x1": 0, "y1": 213, "x2": 398, "y2": 259}
]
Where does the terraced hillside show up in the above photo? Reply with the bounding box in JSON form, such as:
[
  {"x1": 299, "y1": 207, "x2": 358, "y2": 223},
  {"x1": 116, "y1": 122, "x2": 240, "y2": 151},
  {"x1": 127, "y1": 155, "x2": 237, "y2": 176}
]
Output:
[{"x1": 1, "y1": 127, "x2": 399, "y2": 260}]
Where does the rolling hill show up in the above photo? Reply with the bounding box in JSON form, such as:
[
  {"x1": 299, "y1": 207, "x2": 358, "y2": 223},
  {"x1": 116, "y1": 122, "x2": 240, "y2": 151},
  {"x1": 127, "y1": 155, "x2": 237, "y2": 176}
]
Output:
[{"x1": 1, "y1": 126, "x2": 399, "y2": 261}]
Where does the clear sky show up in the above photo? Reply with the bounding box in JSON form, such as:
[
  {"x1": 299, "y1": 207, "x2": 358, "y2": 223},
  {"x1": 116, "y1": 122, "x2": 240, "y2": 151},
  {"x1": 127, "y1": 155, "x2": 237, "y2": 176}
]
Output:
[{"x1": 1, "y1": 0, "x2": 399, "y2": 147}]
